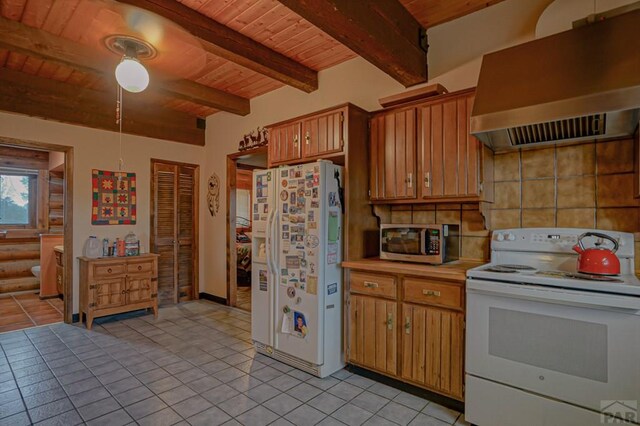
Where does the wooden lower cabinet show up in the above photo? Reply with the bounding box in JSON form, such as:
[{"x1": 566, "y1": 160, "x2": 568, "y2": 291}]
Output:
[
  {"x1": 79, "y1": 254, "x2": 160, "y2": 329},
  {"x1": 347, "y1": 269, "x2": 465, "y2": 401},
  {"x1": 401, "y1": 304, "x2": 464, "y2": 400},
  {"x1": 348, "y1": 295, "x2": 397, "y2": 376}
]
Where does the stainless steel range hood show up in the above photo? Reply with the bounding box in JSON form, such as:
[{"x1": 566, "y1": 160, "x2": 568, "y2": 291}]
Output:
[{"x1": 471, "y1": 9, "x2": 640, "y2": 152}]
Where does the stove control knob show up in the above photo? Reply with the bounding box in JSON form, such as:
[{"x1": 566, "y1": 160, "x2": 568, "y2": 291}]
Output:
[
  {"x1": 507, "y1": 233, "x2": 516, "y2": 241},
  {"x1": 496, "y1": 233, "x2": 504, "y2": 242}
]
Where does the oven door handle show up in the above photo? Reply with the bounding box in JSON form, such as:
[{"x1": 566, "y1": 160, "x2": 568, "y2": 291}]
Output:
[{"x1": 467, "y1": 280, "x2": 640, "y2": 312}]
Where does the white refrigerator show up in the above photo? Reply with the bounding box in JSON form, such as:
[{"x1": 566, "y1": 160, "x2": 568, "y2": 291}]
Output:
[{"x1": 251, "y1": 160, "x2": 344, "y2": 378}]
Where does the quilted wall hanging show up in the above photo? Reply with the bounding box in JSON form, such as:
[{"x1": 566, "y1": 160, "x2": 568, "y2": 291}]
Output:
[{"x1": 92, "y1": 169, "x2": 137, "y2": 225}]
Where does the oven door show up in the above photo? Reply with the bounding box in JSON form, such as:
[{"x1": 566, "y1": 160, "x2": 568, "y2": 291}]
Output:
[{"x1": 466, "y1": 280, "x2": 640, "y2": 413}]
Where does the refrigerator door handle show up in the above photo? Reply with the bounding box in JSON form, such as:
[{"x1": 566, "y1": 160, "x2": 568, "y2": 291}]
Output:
[
  {"x1": 266, "y1": 207, "x2": 276, "y2": 272},
  {"x1": 268, "y1": 210, "x2": 279, "y2": 272}
]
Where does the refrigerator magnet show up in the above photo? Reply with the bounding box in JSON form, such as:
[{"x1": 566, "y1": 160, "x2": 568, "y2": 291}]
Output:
[
  {"x1": 287, "y1": 286, "x2": 296, "y2": 298},
  {"x1": 280, "y1": 190, "x2": 288, "y2": 201},
  {"x1": 312, "y1": 188, "x2": 318, "y2": 198},
  {"x1": 281, "y1": 169, "x2": 288, "y2": 177},
  {"x1": 307, "y1": 276, "x2": 318, "y2": 295},
  {"x1": 259, "y1": 271, "x2": 268, "y2": 291},
  {"x1": 293, "y1": 311, "x2": 308, "y2": 338}
]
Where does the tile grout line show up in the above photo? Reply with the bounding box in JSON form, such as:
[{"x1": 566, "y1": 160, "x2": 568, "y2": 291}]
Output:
[
  {"x1": 11, "y1": 295, "x2": 37, "y2": 330},
  {"x1": 1, "y1": 332, "x2": 35, "y2": 425}
]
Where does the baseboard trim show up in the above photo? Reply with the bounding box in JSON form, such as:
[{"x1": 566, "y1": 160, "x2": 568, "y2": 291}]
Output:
[
  {"x1": 199, "y1": 292, "x2": 227, "y2": 305},
  {"x1": 347, "y1": 365, "x2": 464, "y2": 413}
]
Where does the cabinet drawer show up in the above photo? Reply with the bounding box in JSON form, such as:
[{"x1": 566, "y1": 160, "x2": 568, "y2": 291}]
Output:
[
  {"x1": 350, "y1": 271, "x2": 396, "y2": 298},
  {"x1": 93, "y1": 263, "x2": 125, "y2": 277},
  {"x1": 127, "y1": 261, "x2": 153, "y2": 274},
  {"x1": 403, "y1": 277, "x2": 462, "y2": 309}
]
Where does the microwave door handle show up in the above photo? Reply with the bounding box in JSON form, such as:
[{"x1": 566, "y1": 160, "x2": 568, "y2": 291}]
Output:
[{"x1": 421, "y1": 229, "x2": 427, "y2": 255}]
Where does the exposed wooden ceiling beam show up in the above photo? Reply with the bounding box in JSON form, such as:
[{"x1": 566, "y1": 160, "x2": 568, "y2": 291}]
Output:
[
  {"x1": 0, "y1": 16, "x2": 250, "y2": 116},
  {"x1": 401, "y1": 0, "x2": 507, "y2": 29},
  {"x1": 277, "y1": 0, "x2": 428, "y2": 87},
  {"x1": 116, "y1": 0, "x2": 319, "y2": 93},
  {"x1": 0, "y1": 67, "x2": 205, "y2": 146}
]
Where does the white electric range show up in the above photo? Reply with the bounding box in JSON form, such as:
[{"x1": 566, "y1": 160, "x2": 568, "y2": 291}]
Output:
[{"x1": 465, "y1": 228, "x2": 640, "y2": 426}]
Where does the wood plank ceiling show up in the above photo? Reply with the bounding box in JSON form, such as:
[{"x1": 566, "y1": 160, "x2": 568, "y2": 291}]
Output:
[{"x1": 0, "y1": 0, "x2": 504, "y2": 145}]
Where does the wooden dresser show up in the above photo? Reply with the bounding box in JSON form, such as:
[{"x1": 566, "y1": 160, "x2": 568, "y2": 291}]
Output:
[
  {"x1": 343, "y1": 259, "x2": 482, "y2": 401},
  {"x1": 79, "y1": 254, "x2": 159, "y2": 329}
]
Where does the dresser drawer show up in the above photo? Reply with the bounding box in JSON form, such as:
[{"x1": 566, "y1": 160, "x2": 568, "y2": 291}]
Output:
[
  {"x1": 403, "y1": 277, "x2": 462, "y2": 309},
  {"x1": 93, "y1": 263, "x2": 125, "y2": 277},
  {"x1": 349, "y1": 271, "x2": 397, "y2": 299},
  {"x1": 127, "y1": 260, "x2": 154, "y2": 274}
]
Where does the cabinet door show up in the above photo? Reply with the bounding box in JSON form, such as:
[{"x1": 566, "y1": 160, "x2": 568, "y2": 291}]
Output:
[
  {"x1": 402, "y1": 304, "x2": 464, "y2": 400},
  {"x1": 93, "y1": 278, "x2": 125, "y2": 310},
  {"x1": 127, "y1": 276, "x2": 153, "y2": 304},
  {"x1": 420, "y1": 92, "x2": 484, "y2": 201},
  {"x1": 269, "y1": 122, "x2": 301, "y2": 165},
  {"x1": 349, "y1": 295, "x2": 397, "y2": 376},
  {"x1": 302, "y1": 110, "x2": 344, "y2": 158},
  {"x1": 369, "y1": 109, "x2": 417, "y2": 200}
]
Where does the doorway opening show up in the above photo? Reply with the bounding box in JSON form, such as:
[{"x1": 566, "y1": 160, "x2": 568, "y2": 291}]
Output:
[
  {"x1": 0, "y1": 136, "x2": 73, "y2": 332},
  {"x1": 150, "y1": 159, "x2": 199, "y2": 306},
  {"x1": 227, "y1": 147, "x2": 267, "y2": 312}
]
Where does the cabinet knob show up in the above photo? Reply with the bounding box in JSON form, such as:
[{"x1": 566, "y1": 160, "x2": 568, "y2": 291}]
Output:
[
  {"x1": 406, "y1": 173, "x2": 413, "y2": 189},
  {"x1": 305, "y1": 132, "x2": 310, "y2": 145},
  {"x1": 107, "y1": 268, "x2": 112, "y2": 273},
  {"x1": 137, "y1": 265, "x2": 142, "y2": 271},
  {"x1": 424, "y1": 172, "x2": 430, "y2": 188},
  {"x1": 386, "y1": 313, "x2": 393, "y2": 330},
  {"x1": 121, "y1": 290, "x2": 126, "y2": 294},
  {"x1": 405, "y1": 316, "x2": 411, "y2": 334}
]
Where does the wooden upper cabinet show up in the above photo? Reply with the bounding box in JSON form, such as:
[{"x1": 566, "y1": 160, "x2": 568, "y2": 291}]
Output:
[
  {"x1": 419, "y1": 90, "x2": 493, "y2": 202},
  {"x1": 302, "y1": 109, "x2": 344, "y2": 159},
  {"x1": 369, "y1": 108, "x2": 417, "y2": 200},
  {"x1": 268, "y1": 105, "x2": 357, "y2": 167},
  {"x1": 269, "y1": 122, "x2": 302, "y2": 165}
]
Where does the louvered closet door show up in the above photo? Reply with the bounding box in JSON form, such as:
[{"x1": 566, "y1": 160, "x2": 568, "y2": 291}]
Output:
[
  {"x1": 177, "y1": 167, "x2": 196, "y2": 302},
  {"x1": 152, "y1": 162, "x2": 198, "y2": 305},
  {"x1": 153, "y1": 163, "x2": 178, "y2": 305}
]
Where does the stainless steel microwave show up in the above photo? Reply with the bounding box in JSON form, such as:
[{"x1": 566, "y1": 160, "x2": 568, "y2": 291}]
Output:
[{"x1": 380, "y1": 224, "x2": 460, "y2": 264}]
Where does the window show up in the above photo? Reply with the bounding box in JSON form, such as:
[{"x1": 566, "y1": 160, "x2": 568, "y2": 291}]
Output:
[{"x1": 0, "y1": 173, "x2": 37, "y2": 227}]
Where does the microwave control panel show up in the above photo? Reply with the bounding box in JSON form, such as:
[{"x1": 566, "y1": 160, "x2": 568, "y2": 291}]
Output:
[{"x1": 425, "y1": 229, "x2": 440, "y2": 255}]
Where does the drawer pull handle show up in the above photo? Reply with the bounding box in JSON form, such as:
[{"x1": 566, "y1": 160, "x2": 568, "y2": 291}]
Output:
[
  {"x1": 386, "y1": 313, "x2": 393, "y2": 330},
  {"x1": 405, "y1": 316, "x2": 411, "y2": 334},
  {"x1": 107, "y1": 268, "x2": 112, "y2": 273},
  {"x1": 137, "y1": 265, "x2": 142, "y2": 271},
  {"x1": 363, "y1": 281, "x2": 379, "y2": 289},
  {"x1": 422, "y1": 290, "x2": 441, "y2": 297}
]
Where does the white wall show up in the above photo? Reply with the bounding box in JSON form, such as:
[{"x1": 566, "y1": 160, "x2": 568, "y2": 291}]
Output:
[
  {"x1": 202, "y1": 0, "x2": 552, "y2": 298},
  {"x1": 0, "y1": 112, "x2": 206, "y2": 313}
]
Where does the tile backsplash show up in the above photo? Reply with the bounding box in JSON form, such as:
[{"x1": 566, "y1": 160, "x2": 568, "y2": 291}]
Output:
[
  {"x1": 491, "y1": 139, "x2": 639, "y2": 233},
  {"x1": 376, "y1": 138, "x2": 639, "y2": 264}
]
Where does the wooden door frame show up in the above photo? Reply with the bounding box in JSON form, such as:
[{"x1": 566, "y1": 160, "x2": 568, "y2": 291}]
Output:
[
  {"x1": 150, "y1": 158, "x2": 200, "y2": 303},
  {"x1": 226, "y1": 146, "x2": 267, "y2": 308},
  {"x1": 0, "y1": 136, "x2": 74, "y2": 324}
]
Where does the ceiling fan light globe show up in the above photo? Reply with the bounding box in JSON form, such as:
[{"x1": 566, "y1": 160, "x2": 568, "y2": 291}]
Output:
[{"x1": 115, "y1": 57, "x2": 149, "y2": 93}]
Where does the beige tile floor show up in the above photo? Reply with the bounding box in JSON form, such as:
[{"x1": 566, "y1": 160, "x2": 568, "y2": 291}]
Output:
[{"x1": 0, "y1": 300, "x2": 468, "y2": 425}]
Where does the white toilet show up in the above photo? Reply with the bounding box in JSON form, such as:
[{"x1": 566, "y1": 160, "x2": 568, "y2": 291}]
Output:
[{"x1": 31, "y1": 265, "x2": 41, "y2": 279}]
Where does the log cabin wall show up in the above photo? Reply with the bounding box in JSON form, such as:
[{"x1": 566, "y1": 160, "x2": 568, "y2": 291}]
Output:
[{"x1": 48, "y1": 171, "x2": 64, "y2": 234}]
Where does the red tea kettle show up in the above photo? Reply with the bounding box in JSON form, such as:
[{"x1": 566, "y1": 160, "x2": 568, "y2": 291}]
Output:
[{"x1": 572, "y1": 232, "x2": 620, "y2": 275}]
